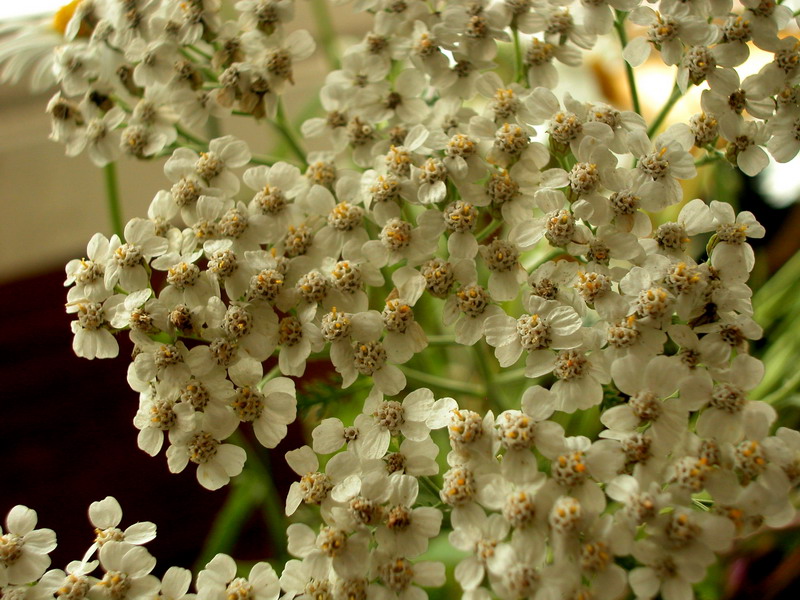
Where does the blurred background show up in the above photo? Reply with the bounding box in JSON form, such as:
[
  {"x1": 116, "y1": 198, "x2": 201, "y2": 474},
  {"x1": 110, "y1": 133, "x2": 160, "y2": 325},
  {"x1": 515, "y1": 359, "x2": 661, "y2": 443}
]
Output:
[{"x1": 1, "y1": 1, "x2": 800, "y2": 598}]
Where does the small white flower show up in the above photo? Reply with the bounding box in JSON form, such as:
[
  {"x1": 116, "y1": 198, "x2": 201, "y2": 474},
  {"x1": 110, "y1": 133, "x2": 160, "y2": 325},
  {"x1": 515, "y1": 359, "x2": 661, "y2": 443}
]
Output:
[
  {"x1": 0, "y1": 506, "x2": 56, "y2": 586},
  {"x1": 196, "y1": 554, "x2": 279, "y2": 600},
  {"x1": 83, "y1": 497, "x2": 156, "y2": 562}
]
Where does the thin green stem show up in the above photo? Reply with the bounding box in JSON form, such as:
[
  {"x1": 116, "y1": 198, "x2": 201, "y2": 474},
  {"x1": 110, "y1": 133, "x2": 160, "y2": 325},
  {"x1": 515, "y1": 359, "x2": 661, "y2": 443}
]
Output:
[
  {"x1": 193, "y1": 472, "x2": 259, "y2": 572},
  {"x1": 647, "y1": 83, "x2": 684, "y2": 137},
  {"x1": 231, "y1": 432, "x2": 288, "y2": 558},
  {"x1": 695, "y1": 151, "x2": 726, "y2": 167},
  {"x1": 426, "y1": 334, "x2": 457, "y2": 346},
  {"x1": 176, "y1": 125, "x2": 208, "y2": 147},
  {"x1": 476, "y1": 218, "x2": 503, "y2": 242},
  {"x1": 272, "y1": 101, "x2": 308, "y2": 168},
  {"x1": 250, "y1": 153, "x2": 288, "y2": 166},
  {"x1": 512, "y1": 27, "x2": 525, "y2": 85},
  {"x1": 495, "y1": 367, "x2": 526, "y2": 384},
  {"x1": 420, "y1": 475, "x2": 442, "y2": 500},
  {"x1": 257, "y1": 364, "x2": 282, "y2": 390},
  {"x1": 400, "y1": 365, "x2": 485, "y2": 397},
  {"x1": 103, "y1": 162, "x2": 124, "y2": 240},
  {"x1": 613, "y1": 11, "x2": 641, "y2": 116},
  {"x1": 187, "y1": 44, "x2": 213, "y2": 61},
  {"x1": 310, "y1": 0, "x2": 340, "y2": 70},
  {"x1": 758, "y1": 366, "x2": 800, "y2": 406}
]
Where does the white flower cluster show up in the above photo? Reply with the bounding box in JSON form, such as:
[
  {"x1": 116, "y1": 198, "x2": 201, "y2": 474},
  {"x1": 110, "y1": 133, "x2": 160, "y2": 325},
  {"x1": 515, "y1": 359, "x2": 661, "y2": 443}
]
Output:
[
  {"x1": 0, "y1": 498, "x2": 284, "y2": 600},
  {"x1": 1, "y1": 0, "x2": 796, "y2": 598}
]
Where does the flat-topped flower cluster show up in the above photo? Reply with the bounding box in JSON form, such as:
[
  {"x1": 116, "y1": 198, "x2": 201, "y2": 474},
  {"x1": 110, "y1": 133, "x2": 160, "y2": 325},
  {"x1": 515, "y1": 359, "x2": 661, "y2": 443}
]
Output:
[{"x1": 3, "y1": 0, "x2": 800, "y2": 598}]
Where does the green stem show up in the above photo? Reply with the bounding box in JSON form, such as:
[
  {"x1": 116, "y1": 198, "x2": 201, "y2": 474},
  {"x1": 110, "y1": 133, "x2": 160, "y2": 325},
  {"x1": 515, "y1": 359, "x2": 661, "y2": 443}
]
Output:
[
  {"x1": 231, "y1": 431, "x2": 288, "y2": 558},
  {"x1": 426, "y1": 334, "x2": 457, "y2": 346},
  {"x1": 495, "y1": 367, "x2": 526, "y2": 384},
  {"x1": 104, "y1": 163, "x2": 124, "y2": 240},
  {"x1": 476, "y1": 218, "x2": 503, "y2": 242},
  {"x1": 187, "y1": 44, "x2": 213, "y2": 61},
  {"x1": 193, "y1": 471, "x2": 259, "y2": 571},
  {"x1": 420, "y1": 475, "x2": 442, "y2": 501},
  {"x1": 257, "y1": 363, "x2": 282, "y2": 390},
  {"x1": 399, "y1": 365, "x2": 485, "y2": 397},
  {"x1": 512, "y1": 27, "x2": 525, "y2": 86},
  {"x1": 613, "y1": 12, "x2": 641, "y2": 116},
  {"x1": 695, "y1": 152, "x2": 726, "y2": 167},
  {"x1": 272, "y1": 101, "x2": 308, "y2": 168},
  {"x1": 759, "y1": 367, "x2": 800, "y2": 406},
  {"x1": 310, "y1": 0, "x2": 340, "y2": 70},
  {"x1": 647, "y1": 83, "x2": 683, "y2": 137},
  {"x1": 754, "y1": 250, "x2": 800, "y2": 323},
  {"x1": 250, "y1": 153, "x2": 287, "y2": 166},
  {"x1": 176, "y1": 125, "x2": 208, "y2": 147}
]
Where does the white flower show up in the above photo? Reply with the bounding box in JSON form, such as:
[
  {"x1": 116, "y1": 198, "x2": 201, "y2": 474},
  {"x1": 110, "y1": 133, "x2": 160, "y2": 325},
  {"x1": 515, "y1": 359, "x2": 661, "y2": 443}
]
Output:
[
  {"x1": 227, "y1": 370, "x2": 297, "y2": 449},
  {"x1": 628, "y1": 128, "x2": 697, "y2": 209},
  {"x1": 368, "y1": 551, "x2": 445, "y2": 600},
  {"x1": 164, "y1": 135, "x2": 251, "y2": 195},
  {"x1": 708, "y1": 200, "x2": 765, "y2": 281},
  {"x1": 628, "y1": 539, "x2": 711, "y2": 600},
  {"x1": 695, "y1": 354, "x2": 772, "y2": 444},
  {"x1": 359, "y1": 388, "x2": 456, "y2": 455},
  {"x1": 83, "y1": 497, "x2": 156, "y2": 562},
  {"x1": 166, "y1": 412, "x2": 246, "y2": 490},
  {"x1": 603, "y1": 355, "x2": 687, "y2": 454},
  {"x1": 88, "y1": 542, "x2": 159, "y2": 600},
  {"x1": 133, "y1": 390, "x2": 196, "y2": 457},
  {"x1": 484, "y1": 296, "x2": 582, "y2": 373},
  {"x1": 286, "y1": 523, "x2": 370, "y2": 580},
  {"x1": 67, "y1": 295, "x2": 123, "y2": 360},
  {"x1": 196, "y1": 554, "x2": 279, "y2": 600},
  {"x1": 105, "y1": 219, "x2": 169, "y2": 292},
  {"x1": 284, "y1": 446, "x2": 360, "y2": 517},
  {"x1": 449, "y1": 504, "x2": 509, "y2": 591},
  {"x1": 374, "y1": 475, "x2": 443, "y2": 557},
  {"x1": 65, "y1": 233, "x2": 113, "y2": 303},
  {"x1": 0, "y1": 506, "x2": 56, "y2": 586},
  {"x1": 718, "y1": 115, "x2": 770, "y2": 177}
]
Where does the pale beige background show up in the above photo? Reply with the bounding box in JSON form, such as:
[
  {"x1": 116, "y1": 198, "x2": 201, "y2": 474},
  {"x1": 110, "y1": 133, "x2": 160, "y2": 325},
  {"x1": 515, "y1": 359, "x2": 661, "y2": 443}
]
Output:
[{"x1": 0, "y1": 3, "x2": 369, "y2": 282}]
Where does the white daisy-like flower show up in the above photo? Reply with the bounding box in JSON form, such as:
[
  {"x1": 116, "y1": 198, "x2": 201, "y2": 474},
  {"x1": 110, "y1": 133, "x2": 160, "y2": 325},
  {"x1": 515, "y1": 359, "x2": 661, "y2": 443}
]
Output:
[
  {"x1": 628, "y1": 127, "x2": 697, "y2": 209},
  {"x1": 368, "y1": 551, "x2": 445, "y2": 600},
  {"x1": 284, "y1": 445, "x2": 361, "y2": 518},
  {"x1": 708, "y1": 199, "x2": 765, "y2": 281},
  {"x1": 718, "y1": 115, "x2": 770, "y2": 177},
  {"x1": 88, "y1": 542, "x2": 159, "y2": 600},
  {"x1": 196, "y1": 554, "x2": 279, "y2": 600},
  {"x1": 484, "y1": 296, "x2": 582, "y2": 373},
  {"x1": 165, "y1": 135, "x2": 251, "y2": 195},
  {"x1": 133, "y1": 389, "x2": 196, "y2": 457},
  {"x1": 227, "y1": 369, "x2": 297, "y2": 449},
  {"x1": 67, "y1": 294, "x2": 123, "y2": 360},
  {"x1": 82, "y1": 497, "x2": 156, "y2": 562},
  {"x1": 695, "y1": 354, "x2": 773, "y2": 444},
  {"x1": 449, "y1": 503, "x2": 509, "y2": 591},
  {"x1": 359, "y1": 388, "x2": 456, "y2": 456},
  {"x1": 442, "y1": 261, "x2": 504, "y2": 346},
  {"x1": 374, "y1": 474, "x2": 443, "y2": 557},
  {"x1": 104, "y1": 218, "x2": 169, "y2": 292},
  {"x1": 65, "y1": 233, "x2": 113, "y2": 303},
  {"x1": 0, "y1": 506, "x2": 56, "y2": 586},
  {"x1": 603, "y1": 355, "x2": 688, "y2": 454},
  {"x1": 628, "y1": 538, "x2": 712, "y2": 600},
  {"x1": 548, "y1": 334, "x2": 610, "y2": 414},
  {"x1": 33, "y1": 560, "x2": 97, "y2": 600},
  {"x1": 286, "y1": 523, "x2": 371, "y2": 581},
  {"x1": 166, "y1": 412, "x2": 246, "y2": 491},
  {"x1": 623, "y1": 4, "x2": 717, "y2": 67}
]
